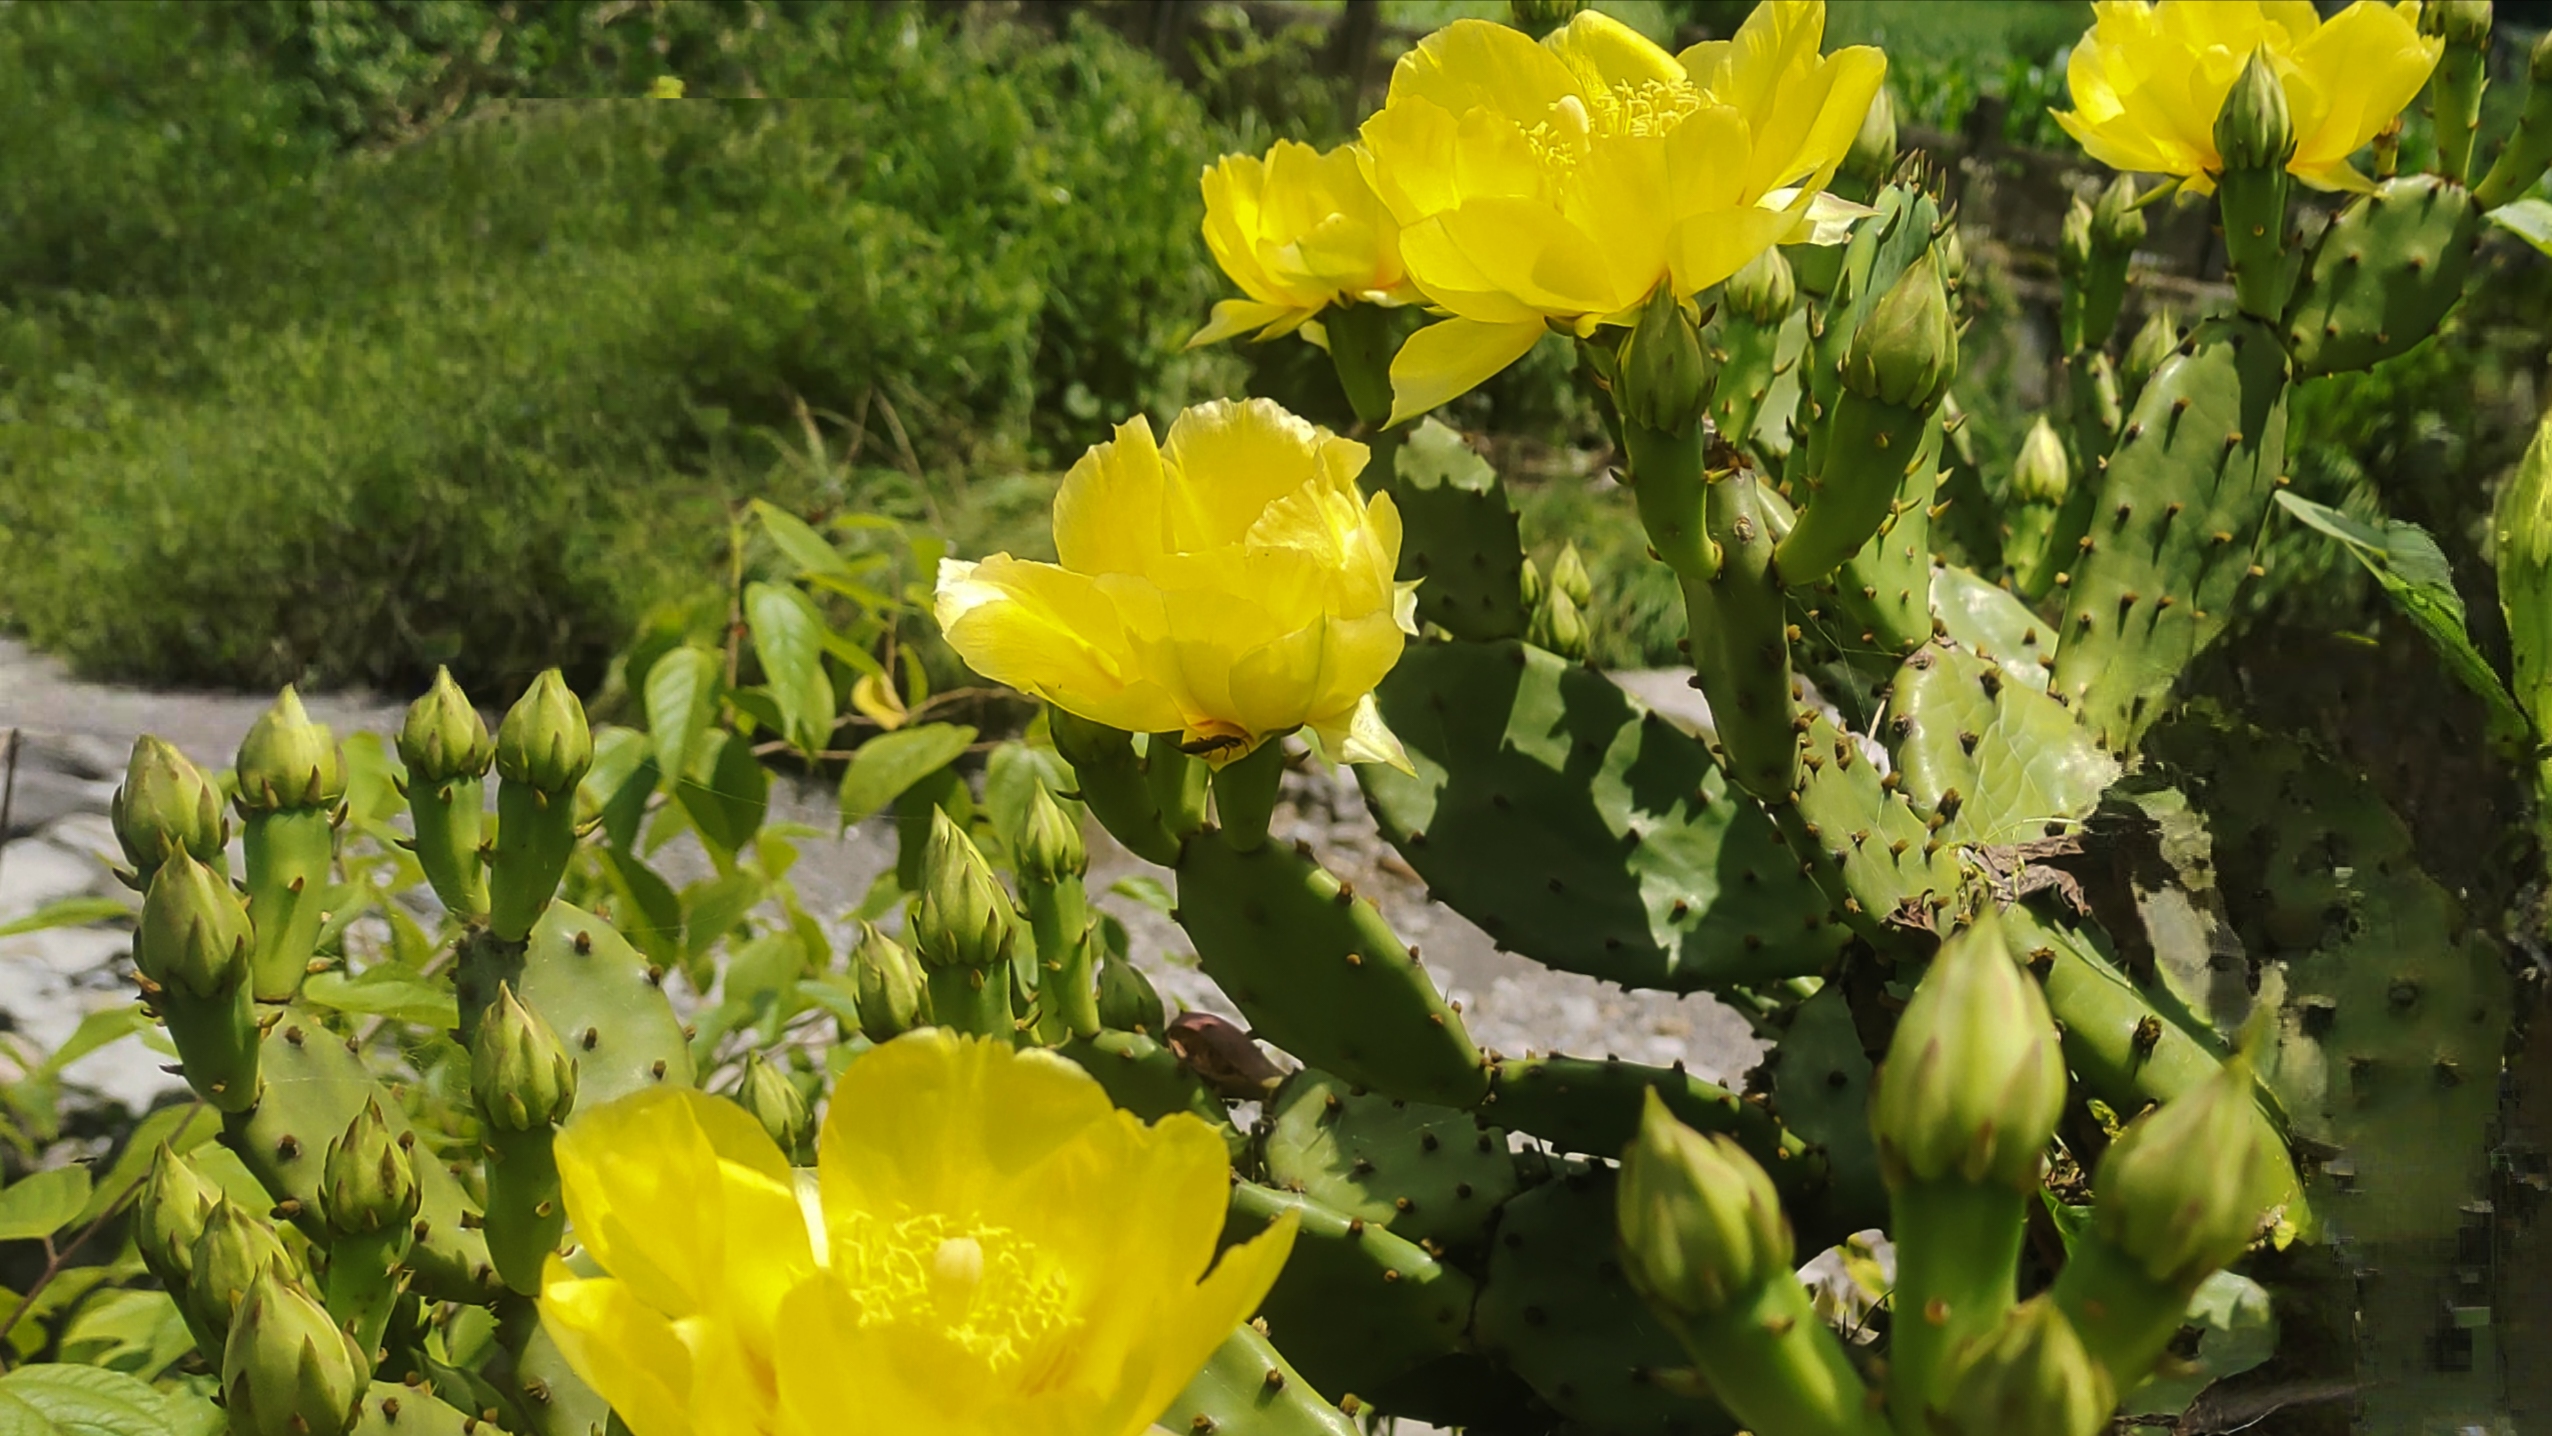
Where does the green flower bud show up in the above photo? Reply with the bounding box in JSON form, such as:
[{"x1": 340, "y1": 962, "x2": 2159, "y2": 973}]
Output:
[
  {"x1": 2534, "y1": 27, "x2": 2552, "y2": 84},
  {"x1": 1017, "y1": 783, "x2": 1087, "y2": 885},
  {"x1": 187, "y1": 1197, "x2": 299, "y2": 1339},
  {"x1": 234, "y1": 688, "x2": 345, "y2": 815},
  {"x1": 1517, "y1": 555, "x2": 1546, "y2": 611},
  {"x1": 2122, "y1": 308, "x2": 2178, "y2": 398},
  {"x1": 135, "y1": 1144, "x2": 219, "y2": 1287},
  {"x1": 2093, "y1": 1052, "x2": 2291, "y2": 1289},
  {"x1": 2011, "y1": 416, "x2": 2072, "y2": 506},
  {"x1": 1507, "y1": 0, "x2": 1586, "y2": 39},
  {"x1": 321, "y1": 1097, "x2": 419, "y2": 1238},
  {"x1": 1528, "y1": 586, "x2": 1591, "y2": 663},
  {"x1": 1929, "y1": 1296, "x2": 2113, "y2": 1436},
  {"x1": 2214, "y1": 48, "x2": 2294, "y2": 173},
  {"x1": 1615, "y1": 285, "x2": 1715, "y2": 436},
  {"x1": 138, "y1": 849, "x2": 253, "y2": 1001},
  {"x1": 912, "y1": 809, "x2": 1016, "y2": 974},
  {"x1": 495, "y1": 669, "x2": 594, "y2": 795},
  {"x1": 397, "y1": 667, "x2": 495, "y2": 786},
  {"x1": 735, "y1": 1054, "x2": 812, "y2": 1160},
  {"x1": 221, "y1": 1267, "x2": 366, "y2": 1436},
  {"x1": 2499, "y1": 416, "x2": 2552, "y2": 732},
  {"x1": 851, "y1": 922, "x2": 930, "y2": 1043},
  {"x1": 471, "y1": 983, "x2": 577, "y2": 1133},
  {"x1": 1842, "y1": 86, "x2": 1898, "y2": 193},
  {"x1": 1938, "y1": 223, "x2": 1968, "y2": 290},
  {"x1": 1097, "y1": 947, "x2": 1166, "y2": 1036},
  {"x1": 112, "y1": 736, "x2": 228, "y2": 883},
  {"x1": 2090, "y1": 174, "x2": 2146, "y2": 257},
  {"x1": 1725, "y1": 246, "x2": 1797, "y2": 329},
  {"x1": 1841, "y1": 252, "x2": 1957, "y2": 412},
  {"x1": 2422, "y1": 0, "x2": 2491, "y2": 47},
  {"x1": 1550, "y1": 541, "x2": 1593, "y2": 609},
  {"x1": 1616, "y1": 1090, "x2": 1793, "y2": 1324},
  {"x1": 2057, "y1": 198, "x2": 2094, "y2": 281},
  {"x1": 1870, "y1": 917, "x2": 2064, "y2": 1191},
  {"x1": 2081, "y1": 350, "x2": 2123, "y2": 437}
]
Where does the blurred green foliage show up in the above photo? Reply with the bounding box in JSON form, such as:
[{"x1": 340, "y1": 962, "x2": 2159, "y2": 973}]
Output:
[{"x1": 0, "y1": 0, "x2": 1232, "y2": 693}]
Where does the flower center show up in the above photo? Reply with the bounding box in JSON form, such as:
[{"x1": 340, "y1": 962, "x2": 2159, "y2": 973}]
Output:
[
  {"x1": 834, "y1": 1212, "x2": 1075, "y2": 1373},
  {"x1": 1527, "y1": 78, "x2": 1704, "y2": 170}
]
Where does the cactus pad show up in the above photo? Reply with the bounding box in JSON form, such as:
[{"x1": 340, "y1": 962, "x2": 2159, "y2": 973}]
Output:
[
  {"x1": 455, "y1": 901, "x2": 696, "y2": 1107},
  {"x1": 1761, "y1": 985, "x2": 1887, "y2": 1241},
  {"x1": 353, "y1": 1381, "x2": 476, "y2": 1436},
  {"x1": 1260, "y1": 1069, "x2": 1519, "y2": 1254},
  {"x1": 1177, "y1": 831, "x2": 1489, "y2": 1108},
  {"x1": 1928, "y1": 563, "x2": 2054, "y2": 691},
  {"x1": 1773, "y1": 714, "x2": 1957, "y2": 945},
  {"x1": 1164, "y1": 1321, "x2": 1360, "y2": 1436},
  {"x1": 1884, "y1": 640, "x2": 2119, "y2": 847},
  {"x1": 1361, "y1": 640, "x2": 1845, "y2": 990},
  {"x1": 1225, "y1": 1181, "x2": 1476, "y2": 1414},
  {"x1": 223, "y1": 1008, "x2": 499, "y2": 1303},
  {"x1": 1481, "y1": 1053, "x2": 1823, "y2": 1206},
  {"x1": 1386, "y1": 419, "x2": 1527, "y2": 643},
  {"x1": 2048, "y1": 316, "x2": 2291, "y2": 749},
  {"x1": 1056, "y1": 1030, "x2": 1244, "y2": 1160},
  {"x1": 1474, "y1": 1163, "x2": 1734, "y2": 1435},
  {"x1": 2282, "y1": 176, "x2": 2478, "y2": 379}
]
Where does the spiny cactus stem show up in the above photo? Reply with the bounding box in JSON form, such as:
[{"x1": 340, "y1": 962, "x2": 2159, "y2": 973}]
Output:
[
  {"x1": 1884, "y1": 1179, "x2": 2027, "y2": 1429},
  {"x1": 406, "y1": 774, "x2": 489, "y2": 921},
  {"x1": 1209, "y1": 738, "x2": 1288, "y2": 853},
  {"x1": 1019, "y1": 879, "x2": 1096, "y2": 1044},
  {"x1": 1144, "y1": 735, "x2": 1213, "y2": 842},
  {"x1": 488, "y1": 778, "x2": 578, "y2": 943},
  {"x1": 477, "y1": 1124, "x2": 563, "y2": 1297},
  {"x1": 1046, "y1": 709, "x2": 1181, "y2": 866},
  {"x1": 1621, "y1": 417, "x2": 1718, "y2": 583},
  {"x1": 2217, "y1": 167, "x2": 2291, "y2": 322},
  {"x1": 1774, "y1": 389, "x2": 1928, "y2": 587},
  {"x1": 241, "y1": 806, "x2": 337, "y2": 1002},
  {"x1": 2046, "y1": 1225, "x2": 2201, "y2": 1393},
  {"x1": 925, "y1": 964, "x2": 1016, "y2": 1044},
  {"x1": 318, "y1": 1223, "x2": 411, "y2": 1369},
  {"x1": 1663, "y1": 1275, "x2": 1890, "y2": 1436}
]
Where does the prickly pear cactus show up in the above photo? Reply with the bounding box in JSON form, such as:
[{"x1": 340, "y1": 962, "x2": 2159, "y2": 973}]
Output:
[
  {"x1": 1361, "y1": 639, "x2": 1845, "y2": 990},
  {"x1": 1260, "y1": 1070, "x2": 1519, "y2": 1253},
  {"x1": 2282, "y1": 175, "x2": 2479, "y2": 379},
  {"x1": 1383, "y1": 419, "x2": 1529, "y2": 643}
]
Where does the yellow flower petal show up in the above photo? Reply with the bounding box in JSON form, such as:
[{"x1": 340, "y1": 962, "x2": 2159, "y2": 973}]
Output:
[
  {"x1": 820, "y1": 1031, "x2": 1118, "y2": 1227},
  {"x1": 540, "y1": 1267, "x2": 695, "y2": 1436},
  {"x1": 1187, "y1": 298, "x2": 1301, "y2": 350},
  {"x1": 1387, "y1": 316, "x2": 1548, "y2": 425},
  {"x1": 1193, "y1": 139, "x2": 1411, "y2": 346}
]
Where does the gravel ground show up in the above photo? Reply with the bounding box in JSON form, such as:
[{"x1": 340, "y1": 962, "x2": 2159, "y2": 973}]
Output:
[{"x1": 2, "y1": 635, "x2": 1766, "y2": 1433}]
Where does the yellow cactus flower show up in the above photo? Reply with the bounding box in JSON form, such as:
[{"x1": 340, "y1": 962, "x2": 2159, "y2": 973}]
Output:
[
  {"x1": 935, "y1": 398, "x2": 1418, "y2": 768},
  {"x1": 2053, "y1": 2, "x2": 2441, "y2": 194},
  {"x1": 1189, "y1": 139, "x2": 1422, "y2": 349},
  {"x1": 540, "y1": 1030, "x2": 1296, "y2": 1436},
  {"x1": 1358, "y1": 2, "x2": 1885, "y2": 422}
]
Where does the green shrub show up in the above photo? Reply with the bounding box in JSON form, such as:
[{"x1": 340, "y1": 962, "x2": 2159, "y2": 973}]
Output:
[{"x1": 0, "y1": 2, "x2": 1231, "y2": 691}]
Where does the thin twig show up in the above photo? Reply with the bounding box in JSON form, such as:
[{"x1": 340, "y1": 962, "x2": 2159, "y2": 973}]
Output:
[{"x1": 0, "y1": 727, "x2": 21, "y2": 888}]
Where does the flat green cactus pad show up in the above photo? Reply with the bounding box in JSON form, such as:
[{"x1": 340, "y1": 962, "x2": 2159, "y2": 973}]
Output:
[
  {"x1": 1762, "y1": 985, "x2": 1887, "y2": 1242},
  {"x1": 1164, "y1": 1320, "x2": 1359, "y2": 1436},
  {"x1": 512, "y1": 1320, "x2": 611, "y2": 1436},
  {"x1": 2282, "y1": 175, "x2": 2478, "y2": 379},
  {"x1": 1387, "y1": 419, "x2": 1527, "y2": 643},
  {"x1": 1260, "y1": 1069, "x2": 1519, "y2": 1255},
  {"x1": 1177, "y1": 831, "x2": 1489, "y2": 1108},
  {"x1": 1223, "y1": 1181, "x2": 1476, "y2": 1415},
  {"x1": 2048, "y1": 316, "x2": 2290, "y2": 750},
  {"x1": 1361, "y1": 639, "x2": 1845, "y2": 991},
  {"x1": 1056, "y1": 1030, "x2": 1242, "y2": 1158},
  {"x1": 1481, "y1": 1054, "x2": 1823, "y2": 1207},
  {"x1": 1928, "y1": 563, "x2": 2053, "y2": 691},
  {"x1": 1474, "y1": 1163, "x2": 1735, "y2": 1435},
  {"x1": 1774, "y1": 714, "x2": 1957, "y2": 945},
  {"x1": 222, "y1": 1007, "x2": 499, "y2": 1303},
  {"x1": 1884, "y1": 639, "x2": 2119, "y2": 848},
  {"x1": 455, "y1": 902, "x2": 695, "y2": 1108},
  {"x1": 352, "y1": 1381, "x2": 476, "y2": 1435}
]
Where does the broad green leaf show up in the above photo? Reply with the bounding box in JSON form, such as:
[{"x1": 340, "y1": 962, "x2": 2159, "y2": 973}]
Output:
[
  {"x1": 2487, "y1": 196, "x2": 2552, "y2": 256},
  {"x1": 675, "y1": 730, "x2": 769, "y2": 861},
  {"x1": 35, "y1": 1009, "x2": 152, "y2": 1080},
  {"x1": 55, "y1": 1288, "x2": 193, "y2": 1380},
  {"x1": 682, "y1": 870, "x2": 768, "y2": 963},
  {"x1": 745, "y1": 581, "x2": 836, "y2": 755},
  {"x1": 0, "y1": 1361, "x2": 216, "y2": 1436},
  {"x1": 338, "y1": 732, "x2": 407, "y2": 833},
  {"x1": 724, "y1": 687, "x2": 788, "y2": 740},
  {"x1": 580, "y1": 725, "x2": 654, "y2": 847},
  {"x1": 750, "y1": 499, "x2": 854, "y2": 577},
  {"x1": 0, "y1": 899, "x2": 130, "y2": 940},
  {"x1": 74, "y1": 1104, "x2": 216, "y2": 1228},
  {"x1": 599, "y1": 849, "x2": 685, "y2": 971},
  {"x1": 2120, "y1": 1270, "x2": 2279, "y2": 1417},
  {"x1": 644, "y1": 645, "x2": 725, "y2": 787},
  {"x1": 1110, "y1": 875, "x2": 1176, "y2": 917},
  {"x1": 0, "y1": 1166, "x2": 93, "y2": 1243},
  {"x1": 838, "y1": 724, "x2": 976, "y2": 825},
  {"x1": 2275, "y1": 493, "x2": 2531, "y2": 752},
  {"x1": 983, "y1": 741, "x2": 1080, "y2": 856},
  {"x1": 303, "y1": 962, "x2": 460, "y2": 1030}
]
